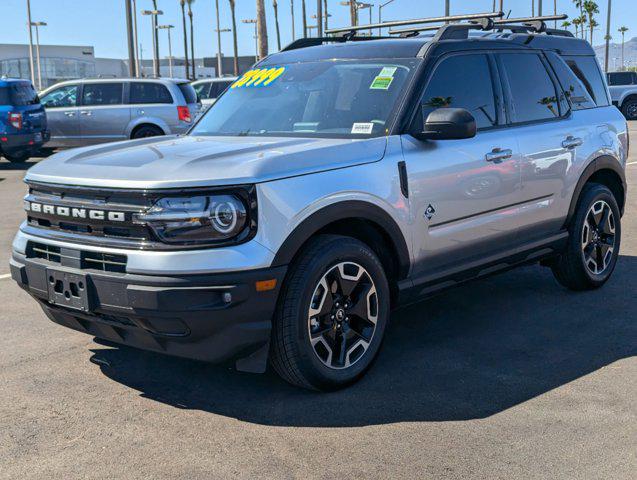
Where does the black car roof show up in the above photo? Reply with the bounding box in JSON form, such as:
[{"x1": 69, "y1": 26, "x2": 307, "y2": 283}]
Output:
[{"x1": 261, "y1": 31, "x2": 594, "y2": 66}]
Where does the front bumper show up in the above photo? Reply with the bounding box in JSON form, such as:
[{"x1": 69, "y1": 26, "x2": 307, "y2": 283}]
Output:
[
  {"x1": 1, "y1": 130, "x2": 50, "y2": 152},
  {"x1": 11, "y1": 252, "x2": 286, "y2": 372}
]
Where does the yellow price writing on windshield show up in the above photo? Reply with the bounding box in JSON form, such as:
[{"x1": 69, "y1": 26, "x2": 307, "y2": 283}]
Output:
[{"x1": 231, "y1": 67, "x2": 286, "y2": 89}]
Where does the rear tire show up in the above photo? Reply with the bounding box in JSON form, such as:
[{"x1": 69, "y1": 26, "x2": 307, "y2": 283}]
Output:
[
  {"x1": 131, "y1": 125, "x2": 164, "y2": 139},
  {"x1": 270, "y1": 235, "x2": 390, "y2": 391},
  {"x1": 2, "y1": 150, "x2": 30, "y2": 163},
  {"x1": 621, "y1": 98, "x2": 637, "y2": 121},
  {"x1": 551, "y1": 183, "x2": 621, "y2": 290}
]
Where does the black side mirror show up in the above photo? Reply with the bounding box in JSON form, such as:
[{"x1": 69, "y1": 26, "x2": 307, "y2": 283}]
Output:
[{"x1": 412, "y1": 107, "x2": 477, "y2": 141}]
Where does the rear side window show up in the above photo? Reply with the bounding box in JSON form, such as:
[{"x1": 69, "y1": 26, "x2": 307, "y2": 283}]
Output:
[
  {"x1": 499, "y1": 53, "x2": 560, "y2": 123},
  {"x1": 82, "y1": 83, "x2": 123, "y2": 106},
  {"x1": 562, "y1": 56, "x2": 610, "y2": 107},
  {"x1": 421, "y1": 54, "x2": 497, "y2": 129},
  {"x1": 177, "y1": 83, "x2": 198, "y2": 104},
  {"x1": 7, "y1": 83, "x2": 39, "y2": 106},
  {"x1": 129, "y1": 82, "x2": 173, "y2": 104},
  {"x1": 0, "y1": 88, "x2": 9, "y2": 104},
  {"x1": 607, "y1": 72, "x2": 636, "y2": 86},
  {"x1": 545, "y1": 52, "x2": 595, "y2": 110}
]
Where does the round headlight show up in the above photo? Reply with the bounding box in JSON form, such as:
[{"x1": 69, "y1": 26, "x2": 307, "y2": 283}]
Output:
[{"x1": 211, "y1": 200, "x2": 240, "y2": 234}]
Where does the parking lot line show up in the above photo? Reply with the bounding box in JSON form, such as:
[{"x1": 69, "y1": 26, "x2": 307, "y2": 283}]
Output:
[
  {"x1": 0, "y1": 274, "x2": 11, "y2": 280},
  {"x1": 627, "y1": 161, "x2": 637, "y2": 165}
]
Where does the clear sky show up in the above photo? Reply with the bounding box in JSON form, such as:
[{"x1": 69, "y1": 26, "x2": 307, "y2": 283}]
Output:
[{"x1": 1, "y1": 0, "x2": 635, "y2": 60}]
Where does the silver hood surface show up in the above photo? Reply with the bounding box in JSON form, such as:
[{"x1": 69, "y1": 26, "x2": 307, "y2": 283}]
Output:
[{"x1": 25, "y1": 135, "x2": 388, "y2": 189}]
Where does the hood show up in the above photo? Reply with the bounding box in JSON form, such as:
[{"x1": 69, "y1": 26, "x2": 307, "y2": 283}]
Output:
[{"x1": 25, "y1": 135, "x2": 387, "y2": 189}]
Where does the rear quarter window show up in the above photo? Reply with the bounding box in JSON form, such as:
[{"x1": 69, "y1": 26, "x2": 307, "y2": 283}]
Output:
[
  {"x1": 177, "y1": 83, "x2": 198, "y2": 104},
  {"x1": 545, "y1": 52, "x2": 596, "y2": 110},
  {"x1": 129, "y1": 82, "x2": 173, "y2": 104},
  {"x1": 562, "y1": 55, "x2": 610, "y2": 107},
  {"x1": 3, "y1": 83, "x2": 39, "y2": 106}
]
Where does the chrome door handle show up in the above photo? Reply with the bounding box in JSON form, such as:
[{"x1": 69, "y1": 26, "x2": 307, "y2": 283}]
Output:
[
  {"x1": 80, "y1": 110, "x2": 92, "y2": 116},
  {"x1": 562, "y1": 136, "x2": 583, "y2": 149},
  {"x1": 63, "y1": 111, "x2": 75, "y2": 117},
  {"x1": 485, "y1": 148, "x2": 513, "y2": 163}
]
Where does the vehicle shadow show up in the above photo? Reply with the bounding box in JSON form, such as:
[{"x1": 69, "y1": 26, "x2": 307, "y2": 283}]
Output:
[
  {"x1": 0, "y1": 159, "x2": 41, "y2": 171},
  {"x1": 89, "y1": 255, "x2": 637, "y2": 427}
]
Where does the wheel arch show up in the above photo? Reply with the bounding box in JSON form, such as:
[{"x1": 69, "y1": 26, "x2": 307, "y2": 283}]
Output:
[
  {"x1": 127, "y1": 119, "x2": 170, "y2": 138},
  {"x1": 565, "y1": 155, "x2": 627, "y2": 228},
  {"x1": 619, "y1": 92, "x2": 637, "y2": 108},
  {"x1": 271, "y1": 201, "x2": 411, "y2": 286}
]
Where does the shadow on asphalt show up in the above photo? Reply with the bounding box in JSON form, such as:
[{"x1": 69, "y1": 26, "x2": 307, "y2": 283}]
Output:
[
  {"x1": 89, "y1": 256, "x2": 637, "y2": 427},
  {"x1": 0, "y1": 159, "x2": 40, "y2": 171}
]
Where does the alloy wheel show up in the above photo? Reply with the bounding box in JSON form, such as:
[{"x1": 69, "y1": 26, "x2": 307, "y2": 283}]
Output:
[
  {"x1": 581, "y1": 200, "x2": 616, "y2": 275},
  {"x1": 307, "y1": 262, "x2": 378, "y2": 370}
]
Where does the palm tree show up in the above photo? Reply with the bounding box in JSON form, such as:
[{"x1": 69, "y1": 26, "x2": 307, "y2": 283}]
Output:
[
  {"x1": 573, "y1": 0, "x2": 585, "y2": 38},
  {"x1": 583, "y1": 1, "x2": 599, "y2": 44},
  {"x1": 349, "y1": 1, "x2": 357, "y2": 26},
  {"x1": 302, "y1": 0, "x2": 307, "y2": 37},
  {"x1": 572, "y1": 17, "x2": 581, "y2": 37},
  {"x1": 229, "y1": 0, "x2": 239, "y2": 75},
  {"x1": 187, "y1": 0, "x2": 196, "y2": 79},
  {"x1": 323, "y1": 0, "x2": 329, "y2": 31},
  {"x1": 273, "y1": 1, "x2": 282, "y2": 50},
  {"x1": 618, "y1": 26, "x2": 629, "y2": 70},
  {"x1": 256, "y1": 0, "x2": 269, "y2": 59},
  {"x1": 180, "y1": 0, "x2": 190, "y2": 78},
  {"x1": 561, "y1": 20, "x2": 572, "y2": 33}
]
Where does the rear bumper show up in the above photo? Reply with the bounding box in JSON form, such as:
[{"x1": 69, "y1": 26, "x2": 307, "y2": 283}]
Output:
[
  {"x1": 10, "y1": 252, "x2": 286, "y2": 372},
  {"x1": 1, "y1": 130, "x2": 49, "y2": 151}
]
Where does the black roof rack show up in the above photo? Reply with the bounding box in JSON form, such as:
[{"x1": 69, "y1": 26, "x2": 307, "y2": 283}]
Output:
[
  {"x1": 325, "y1": 11, "x2": 503, "y2": 36},
  {"x1": 281, "y1": 34, "x2": 391, "y2": 52},
  {"x1": 389, "y1": 14, "x2": 570, "y2": 38}
]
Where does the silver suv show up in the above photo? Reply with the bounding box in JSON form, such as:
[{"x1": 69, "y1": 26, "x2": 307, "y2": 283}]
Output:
[
  {"x1": 10, "y1": 14, "x2": 628, "y2": 391},
  {"x1": 39, "y1": 77, "x2": 201, "y2": 148}
]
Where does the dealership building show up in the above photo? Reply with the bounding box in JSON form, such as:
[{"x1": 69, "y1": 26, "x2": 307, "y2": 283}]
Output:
[{"x1": 0, "y1": 43, "x2": 254, "y2": 90}]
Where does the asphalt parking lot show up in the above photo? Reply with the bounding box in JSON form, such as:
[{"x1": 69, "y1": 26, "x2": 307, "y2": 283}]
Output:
[{"x1": 1, "y1": 125, "x2": 636, "y2": 480}]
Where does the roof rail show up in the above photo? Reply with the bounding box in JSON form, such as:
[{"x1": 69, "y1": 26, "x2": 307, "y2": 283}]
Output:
[
  {"x1": 280, "y1": 35, "x2": 389, "y2": 52},
  {"x1": 325, "y1": 11, "x2": 503, "y2": 36},
  {"x1": 389, "y1": 14, "x2": 569, "y2": 37}
]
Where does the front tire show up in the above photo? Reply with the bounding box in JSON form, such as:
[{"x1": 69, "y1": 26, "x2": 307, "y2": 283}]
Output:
[
  {"x1": 270, "y1": 235, "x2": 390, "y2": 391},
  {"x1": 552, "y1": 183, "x2": 621, "y2": 290},
  {"x1": 621, "y1": 98, "x2": 637, "y2": 121}
]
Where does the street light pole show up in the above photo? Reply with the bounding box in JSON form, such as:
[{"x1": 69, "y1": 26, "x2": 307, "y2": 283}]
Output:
[
  {"x1": 30, "y1": 21, "x2": 47, "y2": 91},
  {"x1": 242, "y1": 19, "x2": 258, "y2": 63},
  {"x1": 604, "y1": 0, "x2": 612, "y2": 72},
  {"x1": 132, "y1": 0, "x2": 141, "y2": 77},
  {"x1": 378, "y1": 0, "x2": 396, "y2": 36},
  {"x1": 125, "y1": 0, "x2": 137, "y2": 77},
  {"x1": 317, "y1": 0, "x2": 323, "y2": 37},
  {"x1": 157, "y1": 25, "x2": 174, "y2": 77},
  {"x1": 214, "y1": 0, "x2": 223, "y2": 77},
  {"x1": 290, "y1": 1, "x2": 295, "y2": 40},
  {"x1": 141, "y1": 10, "x2": 163, "y2": 77},
  {"x1": 25, "y1": 0, "x2": 35, "y2": 84}
]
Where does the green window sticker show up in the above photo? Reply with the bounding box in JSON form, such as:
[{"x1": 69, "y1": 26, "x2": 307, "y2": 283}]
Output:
[{"x1": 370, "y1": 76, "x2": 394, "y2": 90}]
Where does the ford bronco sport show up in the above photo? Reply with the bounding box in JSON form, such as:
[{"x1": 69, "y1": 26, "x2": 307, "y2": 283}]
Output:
[{"x1": 10, "y1": 13, "x2": 628, "y2": 391}]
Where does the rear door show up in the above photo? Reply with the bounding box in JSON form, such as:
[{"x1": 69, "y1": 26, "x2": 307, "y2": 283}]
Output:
[
  {"x1": 40, "y1": 83, "x2": 80, "y2": 147},
  {"x1": 403, "y1": 52, "x2": 522, "y2": 277},
  {"x1": 497, "y1": 52, "x2": 579, "y2": 239},
  {"x1": 79, "y1": 82, "x2": 129, "y2": 145},
  {"x1": 129, "y1": 81, "x2": 174, "y2": 130}
]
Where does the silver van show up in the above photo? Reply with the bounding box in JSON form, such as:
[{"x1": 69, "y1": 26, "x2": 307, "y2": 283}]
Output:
[{"x1": 39, "y1": 78, "x2": 201, "y2": 148}]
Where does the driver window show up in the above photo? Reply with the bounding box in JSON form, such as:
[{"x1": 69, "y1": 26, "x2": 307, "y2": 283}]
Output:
[
  {"x1": 41, "y1": 84, "x2": 78, "y2": 108},
  {"x1": 421, "y1": 54, "x2": 497, "y2": 129}
]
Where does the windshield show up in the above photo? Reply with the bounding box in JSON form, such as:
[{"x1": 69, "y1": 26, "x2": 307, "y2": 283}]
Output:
[{"x1": 190, "y1": 59, "x2": 418, "y2": 138}]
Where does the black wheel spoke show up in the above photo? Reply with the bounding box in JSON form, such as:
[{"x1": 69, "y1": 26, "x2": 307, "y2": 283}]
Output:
[{"x1": 599, "y1": 206, "x2": 611, "y2": 234}]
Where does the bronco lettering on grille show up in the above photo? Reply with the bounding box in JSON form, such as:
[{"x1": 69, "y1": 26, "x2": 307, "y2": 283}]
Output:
[{"x1": 25, "y1": 202, "x2": 126, "y2": 222}]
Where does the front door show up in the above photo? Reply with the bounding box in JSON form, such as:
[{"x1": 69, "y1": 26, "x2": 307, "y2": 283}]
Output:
[
  {"x1": 79, "y1": 82, "x2": 129, "y2": 145},
  {"x1": 402, "y1": 52, "x2": 522, "y2": 279},
  {"x1": 40, "y1": 84, "x2": 80, "y2": 148}
]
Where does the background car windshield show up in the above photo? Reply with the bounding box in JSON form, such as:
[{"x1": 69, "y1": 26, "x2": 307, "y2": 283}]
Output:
[{"x1": 191, "y1": 60, "x2": 416, "y2": 138}]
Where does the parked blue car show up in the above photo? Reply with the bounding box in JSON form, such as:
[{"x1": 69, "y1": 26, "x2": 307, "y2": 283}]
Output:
[{"x1": 0, "y1": 78, "x2": 49, "y2": 163}]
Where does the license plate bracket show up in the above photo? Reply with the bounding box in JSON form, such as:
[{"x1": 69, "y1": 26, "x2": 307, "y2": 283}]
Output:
[{"x1": 46, "y1": 269, "x2": 91, "y2": 311}]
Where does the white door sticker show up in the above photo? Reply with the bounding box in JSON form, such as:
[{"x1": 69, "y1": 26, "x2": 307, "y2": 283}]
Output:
[{"x1": 351, "y1": 123, "x2": 374, "y2": 135}]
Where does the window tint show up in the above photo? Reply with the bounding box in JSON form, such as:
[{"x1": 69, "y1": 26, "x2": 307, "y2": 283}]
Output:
[
  {"x1": 192, "y1": 82, "x2": 211, "y2": 99},
  {"x1": 130, "y1": 82, "x2": 173, "y2": 104},
  {"x1": 82, "y1": 83, "x2": 123, "y2": 106},
  {"x1": 607, "y1": 72, "x2": 636, "y2": 86},
  {"x1": 562, "y1": 56, "x2": 610, "y2": 106},
  {"x1": 177, "y1": 83, "x2": 198, "y2": 104},
  {"x1": 545, "y1": 52, "x2": 595, "y2": 110},
  {"x1": 41, "y1": 84, "x2": 78, "y2": 108},
  {"x1": 500, "y1": 53, "x2": 560, "y2": 123},
  {"x1": 421, "y1": 54, "x2": 497, "y2": 129},
  {"x1": 6, "y1": 83, "x2": 39, "y2": 106}
]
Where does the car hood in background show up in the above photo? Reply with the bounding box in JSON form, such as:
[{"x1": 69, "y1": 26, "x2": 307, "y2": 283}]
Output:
[{"x1": 25, "y1": 135, "x2": 388, "y2": 189}]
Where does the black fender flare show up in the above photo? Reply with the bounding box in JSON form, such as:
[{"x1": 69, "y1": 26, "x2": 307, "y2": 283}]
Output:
[
  {"x1": 271, "y1": 200, "x2": 411, "y2": 280},
  {"x1": 565, "y1": 155, "x2": 627, "y2": 227}
]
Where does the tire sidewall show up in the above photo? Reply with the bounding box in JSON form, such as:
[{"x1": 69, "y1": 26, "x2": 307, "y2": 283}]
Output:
[
  {"x1": 622, "y1": 100, "x2": 637, "y2": 121},
  {"x1": 571, "y1": 184, "x2": 621, "y2": 286},
  {"x1": 285, "y1": 238, "x2": 390, "y2": 390},
  {"x1": 131, "y1": 126, "x2": 163, "y2": 139}
]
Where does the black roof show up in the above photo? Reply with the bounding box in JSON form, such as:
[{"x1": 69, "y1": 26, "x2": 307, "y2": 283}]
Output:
[{"x1": 261, "y1": 31, "x2": 594, "y2": 66}]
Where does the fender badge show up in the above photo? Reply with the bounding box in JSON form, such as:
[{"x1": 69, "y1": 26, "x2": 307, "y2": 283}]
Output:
[{"x1": 424, "y1": 204, "x2": 436, "y2": 220}]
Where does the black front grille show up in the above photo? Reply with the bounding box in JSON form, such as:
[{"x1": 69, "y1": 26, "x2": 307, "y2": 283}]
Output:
[{"x1": 26, "y1": 241, "x2": 127, "y2": 274}]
